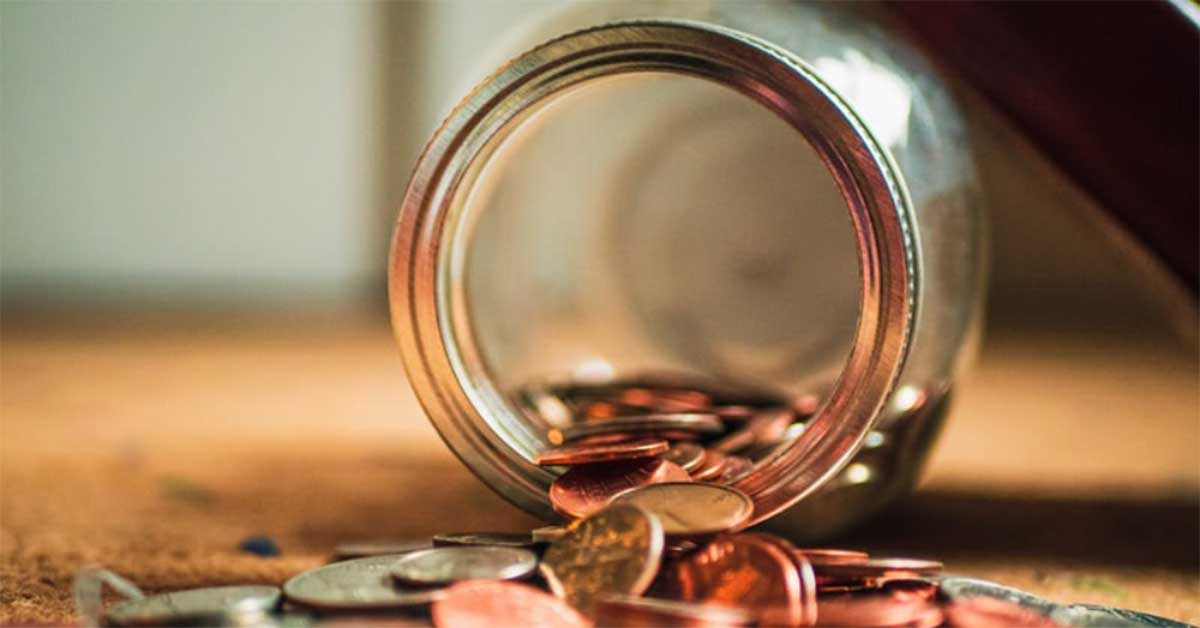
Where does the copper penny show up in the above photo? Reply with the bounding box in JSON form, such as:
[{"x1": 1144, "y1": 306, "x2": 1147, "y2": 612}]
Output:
[
  {"x1": 814, "y1": 594, "x2": 935, "y2": 627},
  {"x1": 660, "y1": 442, "x2": 705, "y2": 472},
  {"x1": 794, "y1": 548, "x2": 869, "y2": 566},
  {"x1": 609, "y1": 482, "x2": 754, "y2": 538},
  {"x1": 689, "y1": 450, "x2": 727, "y2": 481},
  {"x1": 593, "y1": 594, "x2": 752, "y2": 627},
  {"x1": 536, "y1": 438, "x2": 669, "y2": 467},
  {"x1": 549, "y1": 458, "x2": 691, "y2": 518},
  {"x1": 655, "y1": 534, "x2": 810, "y2": 627},
  {"x1": 710, "y1": 408, "x2": 795, "y2": 454},
  {"x1": 561, "y1": 414, "x2": 723, "y2": 443},
  {"x1": 431, "y1": 580, "x2": 590, "y2": 628},
  {"x1": 717, "y1": 456, "x2": 755, "y2": 484},
  {"x1": 540, "y1": 504, "x2": 664, "y2": 616},
  {"x1": 814, "y1": 558, "x2": 943, "y2": 586}
]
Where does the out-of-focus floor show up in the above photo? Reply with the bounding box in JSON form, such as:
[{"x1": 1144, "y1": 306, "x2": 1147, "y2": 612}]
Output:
[{"x1": 1, "y1": 312, "x2": 1196, "y2": 624}]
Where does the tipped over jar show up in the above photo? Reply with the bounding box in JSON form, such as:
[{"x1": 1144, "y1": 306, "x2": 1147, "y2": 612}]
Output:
[{"x1": 389, "y1": 1, "x2": 985, "y2": 541}]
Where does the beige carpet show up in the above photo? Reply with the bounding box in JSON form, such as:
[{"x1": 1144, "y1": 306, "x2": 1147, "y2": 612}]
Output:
[{"x1": 2, "y1": 313, "x2": 1196, "y2": 624}]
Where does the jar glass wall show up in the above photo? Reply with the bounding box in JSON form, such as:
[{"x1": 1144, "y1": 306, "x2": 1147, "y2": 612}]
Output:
[{"x1": 392, "y1": 1, "x2": 985, "y2": 539}]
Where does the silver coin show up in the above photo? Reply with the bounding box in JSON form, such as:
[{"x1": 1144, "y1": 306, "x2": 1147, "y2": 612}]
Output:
[
  {"x1": 105, "y1": 585, "x2": 280, "y2": 626},
  {"x1": 391, "y1": 546, "x2": 538, "y2": 586},
  {"x1": 937, "y1": 576, "x2": 1058, "y2": 616},
  {"x1": 334, "y1": 540, "x2": 429, "y2": 561},
  {"x1": 1051, "y1": 604, "x2": 1193, "y2": 628},
  {"x1": 608, "y1": 482, "x2": 754, "y2": 537},
  {"x1": 659, "y1": 442, "x2": 705, "y2": 472},
  {"x1": 432, "y1": 532, "x2": 536, "y2": 549},
  {"x1": 284, "y1": 555, "x2": 445, "y2": 611},
  {"x1": 561, "y1": 414, "x2": 723, "y2": 442}
]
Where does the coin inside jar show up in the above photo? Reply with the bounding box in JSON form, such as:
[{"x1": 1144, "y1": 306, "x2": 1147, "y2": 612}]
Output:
[
  {"x1": 105, "y1": 585, "x2": 281, "y2": 626},
  {"x1": 431, "y1": 580, "x2": 590, "y2": 628},
  {"x1": 689, "y1": 449, "x2": 727, "y2": 481},
  {"x1": 283, "y1": 555, "x2": 446, "y2": 611},
  {"x1": 391, "y1": 546, "x2": 539, "y2": 585},
  {"x1": 535, "y1": 437, "x2": 670, "y2": 466},
  {"x1": 539, "y1": 504, "x2": 664, "y2": 615},
  {"x1": 549, "y1": 457, "x2": 691, "y2": 519},
  {"x1": 560, "y1": 413, "x2": 723, "y2": 442},
  {"x1": 609, "y1": 482, "x2": 754, "y2": 537},
  {"x1": 659, "y1": 441, "x2": 705, "y2": 472}
]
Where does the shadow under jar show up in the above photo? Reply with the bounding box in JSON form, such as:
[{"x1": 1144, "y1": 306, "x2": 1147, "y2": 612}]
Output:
[{"x1": 390, "y1": 2, "x2": 985, "y2": 541}]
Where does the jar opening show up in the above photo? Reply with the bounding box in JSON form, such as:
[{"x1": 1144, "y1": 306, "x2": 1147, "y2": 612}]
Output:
[{"x1": 391, "y1": 20, "x2": 917, "y2": 525}]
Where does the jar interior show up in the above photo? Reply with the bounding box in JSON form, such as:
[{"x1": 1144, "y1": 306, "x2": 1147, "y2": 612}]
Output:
[{"x1": 444, "y1": 72, "x2": 861, "y2": 467}]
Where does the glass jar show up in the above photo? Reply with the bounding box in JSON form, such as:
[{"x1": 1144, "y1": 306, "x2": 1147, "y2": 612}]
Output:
[{"x1": 389, "y1": 1, "x2": 985, "y2": 540}]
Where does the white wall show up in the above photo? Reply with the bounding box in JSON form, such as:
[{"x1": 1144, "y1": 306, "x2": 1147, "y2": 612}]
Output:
[{"x1": 1, "y1": 1, "x2": 393, "y2": 306}]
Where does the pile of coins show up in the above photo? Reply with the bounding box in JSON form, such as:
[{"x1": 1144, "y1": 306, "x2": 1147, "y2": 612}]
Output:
[
  {"x1": 79, "y1": 513, "x2": 1185, "y2": 627},
  {"x1": 519, "y1": 375, "x2": 820, "y2": 515},
  {"x1": 74, "y1": 377, "x2": 1186, "y2": 627}
]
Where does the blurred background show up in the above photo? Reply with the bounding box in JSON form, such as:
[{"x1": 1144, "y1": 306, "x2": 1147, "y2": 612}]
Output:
[{"x1": 1, "y1": 2, "x2": 1196, "y2": 623}]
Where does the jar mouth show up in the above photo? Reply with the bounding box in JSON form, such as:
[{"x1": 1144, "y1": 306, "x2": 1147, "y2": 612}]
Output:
[{"x1": 390, "y1": 20, "x2": 918, "y2": 525}]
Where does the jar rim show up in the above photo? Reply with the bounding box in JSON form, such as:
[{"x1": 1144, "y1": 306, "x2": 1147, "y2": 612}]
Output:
[{"x1": 389, "y1": 19, "x2": 919, "y2": 525}]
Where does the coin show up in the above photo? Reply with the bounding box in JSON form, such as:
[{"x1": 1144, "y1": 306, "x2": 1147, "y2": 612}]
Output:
[
  {"x1": 1050, "y1": 603, "x2": 1189, "y2": 628},
  {"x1": 689, "y1": 450, "x2": 727, "y2": 481},
  {"x1": 943, "y1": 596, "x2": 1067, "y2": 628},
  {"x1": 105, "y1": 585, "x2": 281, "y2": 626},
  {"x1": 431, "y1": 580, "x2": 590, "y2": 628},
  {"x1": 432, "y1": 532, "x2": 537, "y2": 549},
  {"x1": 539, "y1": 504, "x2": 664, "y2": 615},
  {"x1": 717, "y1": 456, "x2": 755, "y2": 484},
  {"x1": 532, "y1": 525, "x2": 569, "y2": 544},
  {"x1": 710, "y1": 408, "x2": 795, "y2": 454},
  {"x1": 535, "y1": 438, "x2": 670, "y2": 466},
  {"x1": 593, "y1": 594, "x2": 753, "y2": 627},
  {"x1": 391, "y1": 546, "x2": 538, "y2": 585},
  {"x1": 938, "y1": 576, "x2": 1058, "y2": 616},
  {"x1": 334, "y1": 540, "x2": 430, "y2": 561},
  {"x1": 655, "y1": 534, "x2": 811, "y2": 627},
  {"x1": 660, "y1": 442, "x2": 705, "y2": 472},
  {"x1": 560, "y1": 414, "x2": 723, "y2": 442},
  {"x1": 549, "y1": 458, "x2": 691, "y2": 518},
  {"x1": 794, "y1": 548, "x2": 869, "y2": 566},
  {"x1": 814, "y1": 558, "x2": 943, "y2": 588},
  {"x1": 814, "y1": 589, "x2": 939, "y2": 627},
  {"x1": 284, "y1": 555, "x2": 446, "y2": 611},
  {"x1": 609, "y1": 482, "x2": 753, "y2": 537}
]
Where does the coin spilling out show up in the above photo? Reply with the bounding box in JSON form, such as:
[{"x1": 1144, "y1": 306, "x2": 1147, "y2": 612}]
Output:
[
  {"x1": 333, "y1": 540, "x2": 430, "y2": 561},
  {"x1": 655, "y1": 533, "x2": 816, "y2": 627},
  {"x1": 432, "y1": 531, "x2": 538, "y2": 549},
  {"x1": 548, "y1": 457, "x2": 690, "y2": 518},
  {"x1": 535, "y1": 438, "x2": 670, "y2": 466},
  {"x1": 539, "y1": 504, "x2": 664, "y2": 615},
  {"x1": 814, "y1": 557, "x2": 944, "y2": 589},
  {"x1": 75, "y1": 377, "x2": 1169, "y2": 627},
  {"x1": 560, "y1": 413, "x2": 724, "y2": 443},
  {"x1": 283, "y1": 555, "x2": 446, "y2": 611},
  {"x1": 105, "y1": 585, "x2": 281, "y2": 626},
  {"x1": 593, "y1": 594, "x2": 754, "y2": 627},
  {"x1": 795, "y1": 548, "x2": 870, "y2": 565},
  {"x1": 431, "y1": 580, "x2": 590, "y2": 628},
  {"x1": 609, "y1": 482, "x2": 754, "y2": 538},
  {"x1": 391, "y1": 546, "x2": 539, "y2": 585}
]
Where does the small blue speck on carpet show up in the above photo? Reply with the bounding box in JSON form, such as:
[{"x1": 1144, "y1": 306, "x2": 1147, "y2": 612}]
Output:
[{"x1": 237, "y1": 535, "x2": 280, "y2": 557}]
